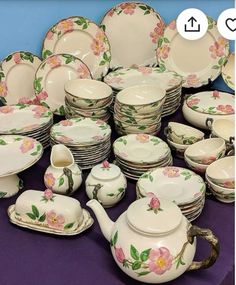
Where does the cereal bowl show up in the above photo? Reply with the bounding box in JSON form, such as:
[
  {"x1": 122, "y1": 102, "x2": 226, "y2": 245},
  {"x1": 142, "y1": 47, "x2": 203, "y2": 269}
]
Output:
[
  {"x1": 185, "y1": 138, "x2": 226, "y2": 165},
  {"x1": 206, "y1": 118, "x2": 235, "y2": 142},
  {"x1": 206, "y1": 156, "x2": 235, "y2": 188},
  {"x1": 65, "y1": 79, "x2": 113, "y2": 109}
]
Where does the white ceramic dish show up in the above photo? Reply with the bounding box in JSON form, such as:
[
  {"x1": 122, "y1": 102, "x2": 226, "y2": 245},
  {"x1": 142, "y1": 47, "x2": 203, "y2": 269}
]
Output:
[
  {"x1": 157, "y1": 17, "x2": 229, "y2": 87},
  {"x1": 167, "y1": 138, "x2": 189, "y2": 158},
  {"x1": 42, "y1": 16, "x2": 111, "y2": 79},
  {"x1": 184, "y1": 154, "x2": 208, "y2": 174},
  {"x1": 34, "y1": 54, "x2": 92, "y2": 115},
  {"x1": 206, "y1": 118, "x2": 235, "y2": 142},
  {"x1": 0, "y1": 51, "x2": 41, "y2": 104},
  {"x1": 101, "y1": 2, "x2": 164, "y2": 69},
  {"x1": 222, "y1": 52, "x2": 235, "y2": 90}
]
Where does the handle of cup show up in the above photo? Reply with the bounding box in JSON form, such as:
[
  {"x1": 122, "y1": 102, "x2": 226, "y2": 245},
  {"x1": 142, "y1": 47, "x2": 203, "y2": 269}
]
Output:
[
  {"x1": 205, "y1": 118, "x2": 213, "y2": 129},
  {"x1": 187, "y1": 225, "x2": 220, "y2": 271},
  {"x1": 164, "y1": 126, "x2": 170, "y2": 137}
]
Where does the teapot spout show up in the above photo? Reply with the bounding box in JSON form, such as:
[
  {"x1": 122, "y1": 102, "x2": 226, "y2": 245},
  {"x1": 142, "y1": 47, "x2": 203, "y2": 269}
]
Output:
[{"x1": 86, "y1": 199, "x2": 114, "y2": 242}]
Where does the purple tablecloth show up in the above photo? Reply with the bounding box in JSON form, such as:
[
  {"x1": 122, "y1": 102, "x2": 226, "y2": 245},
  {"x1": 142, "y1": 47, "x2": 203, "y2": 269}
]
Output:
[{"x1": 0, "y1": 91, "x2": 234, "y2": 285}]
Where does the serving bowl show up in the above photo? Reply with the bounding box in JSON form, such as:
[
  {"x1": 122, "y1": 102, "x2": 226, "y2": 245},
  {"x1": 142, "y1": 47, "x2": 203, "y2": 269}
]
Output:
[
  {"x1": 206, "y1": 156, "x2": 235, "y2": 188},
  {"x1": 65, "y1": 79, "x2": 113, "y2": 109},
  {"x1": 184, "y1": 138, "x2": 226, "y2": 165},
  {"x1": 206, "y1": 118, "x2": 235, "y2": 142}
]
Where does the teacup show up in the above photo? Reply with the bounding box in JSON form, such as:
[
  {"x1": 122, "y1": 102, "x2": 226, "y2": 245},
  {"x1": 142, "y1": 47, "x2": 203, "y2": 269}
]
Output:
[
  {"x1": 167, "y1": 138, "x2": 189, "y2": 158},
  {"x1": 206, "y1": 118, "x2": 235, "y2": 142},
  {"x1": 184, "y1": 154, "x2": 208, "y2": 174}
]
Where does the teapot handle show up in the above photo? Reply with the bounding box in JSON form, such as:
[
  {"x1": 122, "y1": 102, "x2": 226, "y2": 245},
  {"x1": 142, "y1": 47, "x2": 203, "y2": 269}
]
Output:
[{"x1": 187, "y1": 225, "x2": 219, "y2": 271}]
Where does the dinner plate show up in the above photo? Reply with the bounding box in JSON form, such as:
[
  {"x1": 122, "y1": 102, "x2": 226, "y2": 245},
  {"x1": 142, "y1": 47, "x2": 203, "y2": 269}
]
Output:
[
  {"x1": 8, "y1": 206, "x2": 94, "y2": 236},
  {"x1": 156, "y1": 17, "x2": 229, "y2": 88},
  {"x1": 42, "y1": 16, "x2": 110, "y2": 80},
  {"x1": 0, "y1": 51, "x2": 41, "y2": 104},
  {"x1": 222, "y1": 53, "x2": 235, "y2": 90},
  {"x1": 34, "y1": 54, "x2": 92, "y2": 115},
  {"x1": 101, "y1": 2, "x2": 164, "y2": 69}
]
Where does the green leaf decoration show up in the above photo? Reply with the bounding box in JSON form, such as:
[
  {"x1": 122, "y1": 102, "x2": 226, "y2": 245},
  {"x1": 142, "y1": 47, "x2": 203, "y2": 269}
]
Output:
[
  {"x1": 59, "y1": 105, "x2": 65, "y2": 115},
  {"x1": 42, "y1": 49, "x2": 53, "y2": 59},
  {"x1": 100, "y1": 24, "x2": 106, "y2": 32},
  {"x1": 0, "y1": 192, "x2": 7, "y2": 198},
  {"x1": 149, "y1": 174, "x2": 153, "y2": 182},
  {"x1": 118, "y1": 188, "x2": 124, "y2": 193},
  {"x1": 132, "y1": 261, "x2": 142, "y2": 270},
  {"x1": 144, "y1": 10, "x2": 150, "y2": 15},
  {"x1": 191, "y1": 106, "x2": 199, "y2": 110},
  {"x1": 130, "y1": 245, "x2": 139, "y2": 261},
  {"x1": 0, "y1": 72, "x2": 5, "y2": 80},
  {"x1": 30, "y1": 151, "x2": 38, "y2": 156},
  {"x1": 5, "y1": 54, "x2": 12, "y2": 62},
  {"x1": 138, "y1": 125, "x2": 146, "y2": 130},
  {"x1": 140, "y1": 249, "x2": 151, "y2": 262},
  {"x1": 99, "y1": 60, "x2": 106, "y2": 66},
  {"x1": 107, "y1": 193, "x2": 115, "y2": 197},
  {"x1": 0, "y1": 139, "x2": 7, "y2": 145},
  {"x1": 26, "y1": 213, "x2": 36, "y2": 220},
  {"x1": 113, "y1": 231, "x2": 118, "y2": 246},
  {"x1": 38, "y1": 213, "x2": 46, "y2": 222},
  {"x1": 158, "y1": 37, "x2": 163, "y2": 47},
  {"x1": 139, "y1": 5, "x2": 147, "y2": 10},
  {"x1": 59, "y1": 177, "x2": 64, "y2": 187},
  {"x1": 37, "y1": 144, "x2": 42, "y2": 152},
  {"x1": 82, "y1": 23, "x2": 88, "y2": 30},
  {"x1": 34, "y1": 77, "x2": 43, "y2": 93},
  {"x1": 212, "y1": 65, "x2": 220, "y2": 69},
  {"x1": 32, "y1": 205, "x2": 39, "y2": 218},
  {"x1": 64, "y1": 222, "x2": 74, "y2": 229},
  {"x1": 137, "y1": 271, "x2": 150, "y2": 276}
]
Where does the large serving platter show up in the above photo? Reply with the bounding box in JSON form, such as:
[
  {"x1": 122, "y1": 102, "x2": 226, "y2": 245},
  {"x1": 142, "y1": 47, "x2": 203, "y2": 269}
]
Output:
[
  {"x1": 42, "y1": 16, "x2": 111, "y2": 80},
  {"x1": 157, "y1": 17, "x2": 229, "y2": 88},
  {"x1": 34, "y1": 54, "x2": 92, "y2": 115},
  {"x1": 0, "y1": 51, "x2": 41, "y2": 104},
  {"x1": 101, "y1": 2, "x2": 165, "y2": 69},
  {"x1": 222, "y1": 53, "x2": 235, "y2": 90}
]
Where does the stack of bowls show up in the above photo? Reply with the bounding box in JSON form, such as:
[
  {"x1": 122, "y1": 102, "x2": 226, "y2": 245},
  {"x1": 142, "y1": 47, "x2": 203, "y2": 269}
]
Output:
[
  {"x1": 113, "y1": 134, "x2": 172, "y2": 180},
  {"x1": 184, "y1": 138, "x2": 226, "y2": 174},
  {"x1": 64, "y1": 79, "x2": 113, "y2": 123},
  {"x1": 165, "y1": 122, "x2": 205, "y2": 158},
  {"x1": 113, "y1": 85, "x2": 166, "y2": 135},
  {"x1": 206, "y1": 156, "x2": 235, "y2": 203},
  {"x1": 0, "y1": 104, "x2": 53, "y2": 149},
  {"x1": 50, "y1": 118, "x2": 111, "y2": 169}
]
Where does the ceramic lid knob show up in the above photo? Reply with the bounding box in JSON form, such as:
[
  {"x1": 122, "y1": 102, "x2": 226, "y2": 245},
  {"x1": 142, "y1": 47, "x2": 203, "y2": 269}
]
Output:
[
  {"x1": 91, "y1": 161, "x2": 121, "y2": 180},
  {"x1": 127, "y1": 194, "x2": 182, "y2": 235}
]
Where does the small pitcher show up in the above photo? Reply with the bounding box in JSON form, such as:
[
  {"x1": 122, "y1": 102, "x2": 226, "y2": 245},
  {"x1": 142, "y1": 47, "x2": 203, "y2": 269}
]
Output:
[{"x1": 44, "y1": 144, "x2": 82, "y2": 195}]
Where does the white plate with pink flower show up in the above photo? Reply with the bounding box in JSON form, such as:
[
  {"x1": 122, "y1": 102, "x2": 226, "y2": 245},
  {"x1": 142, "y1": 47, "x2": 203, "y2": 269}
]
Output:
[
  {"x1": 0, "y1": 51, "x2": 42, "y2": 105},
  {"x1": 42, "y1": 16, "x2": 111, "y2": 80},
  {"x1": 0, "y1": 104, "x2": 53, "y2": 134},
  {"x1": 101, "y1": 2, "x2": 164, "y2": 69},
  {"x1": 137, "y1": 166, "x2": 206, "y2": 205},
  {"x1": 156, "y1": 17, "x2": 229, "y2": 88},
  {"x1": 34, "y1": 54, "x2": 92, "y2": 115}
]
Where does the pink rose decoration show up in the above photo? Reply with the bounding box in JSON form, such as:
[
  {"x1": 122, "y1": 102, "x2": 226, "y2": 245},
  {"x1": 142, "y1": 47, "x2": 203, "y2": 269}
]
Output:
[
  {"x1": 96, "y1": 119, "x2": 104, "y2": 125},
  {"x1": 209, "y1": 38, "x2": 225, "y2": 59},
  {"x1": 156, "y1": 45, "x2": 170, "y2": 60},
  {"x1": 150, "y1": 21, "x2": 165, "y2": 43},
  {"x1": 108, "y1": 9, "x2": 115, "y2": 17},
  {"x1": 92, "y1": 135, "x2": 104, "y2": 141},
  {"x1": 202, "y1": 156, "x2": 216, "y2": 165},
  {"x1": 46, "y1": 210, "x2": 65, "y2": 229},
  {"x1": 47, "y1": 55, "x2": 61, "y2": 68},
  {"x1": 20, "y1": 137, "x2": 35, "y2": 153},
  {"x1": 32, "y1": 105, "x2": 48, "y2": 118},
  {"x1": 148, "y1": 247, "x2": 173, "y2": 275},
  {"x1": 0, "y1": 106, "x2": 13, "y2": 114},
  {"x1": 95, "y1": 30, "x2": 105, "y2": 42},
  {"x1": 115, "y1": 247, "x2": 126, "y2": 263},
  {"x1": 36, "y1": 91, "x2": 48, "y2": 101},
  {"x1": 91, "y1": 39, "x2": 105, "y2": 56},
  {"x1": 212, "y1": 90, "x2": 220, "y2": 99},
  {"x1": 138, "y1": 66, "x2": 152, "y2": 75},
  {"x1": 105, "y1": 77, "x2": 123, "y2": 85},
  {"x1": 46, "y1": 30, "x2": 54, "y2": 40},
  {"x1": 60, "y1": 120, "x2": 73, "y2": 126},
  {"x1": 216, "y1": 104, "x2": 234, "y2": 114},
  {"x1": 44, "y1": 173, "x2": 56, "y2": 188},
  {"x1": 77, "y1": 64, "x2": 90, "y2": 79},
  {"x1": 102, "y1": 160, "x2": 110, "y2": 168},
  {"x1": 169, "y1": 20, "x2": 176, "y2": 30},
  {"x1": 44, "y1": 189, "x2": 54, "y2": 200},
  {"x1": 224, "y1": 181, "x2": 234, "y2": 189},
  {"x1": 57, "y1": 135, "x2": 73, "y2": 143},
  {"x1": 18, "y1": 97, "x2": 33, "y2": 104},
  {"x1": 136, "y1": 134, "x2": 150, "y2": 143},
  {"x1": 163, "y1": 167, "x2": 180, "y2": 178},
  {"x1": 13, "y1": 52, "x2": 21, "y2": 64},
  {"x1": 0, "y1": 82, "x2": 7, "y2": 97},
  {"x1": 57, "y1": 19, "x2": 74, "y2": 33},
  {"x1": 187, "y1": 97, "x2": 200, "y2": 108},
  {"x1": 147, "y1": 194, "x2": 162, "y2": 214},
  {"x1": 186, "y1": 74, "x2": 200, "y2": 87},
  {"x1": 120, "y1": 3, "x2": 136, "y2": 15}
]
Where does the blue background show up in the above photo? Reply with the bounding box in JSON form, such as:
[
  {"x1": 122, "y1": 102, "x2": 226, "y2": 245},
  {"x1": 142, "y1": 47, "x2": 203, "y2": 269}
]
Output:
[{"x1": 0, "y1": 0, "x2": 234, "y2": 91}]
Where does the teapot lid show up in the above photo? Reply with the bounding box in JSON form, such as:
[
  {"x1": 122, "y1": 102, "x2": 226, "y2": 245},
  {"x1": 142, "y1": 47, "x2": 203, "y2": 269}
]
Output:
[
  {"x1": 91, "y1": 161, "x2": 121, "y2": 180},
  {"x1": 127, "y1": 194, "x2": 182, "y2": 235}
]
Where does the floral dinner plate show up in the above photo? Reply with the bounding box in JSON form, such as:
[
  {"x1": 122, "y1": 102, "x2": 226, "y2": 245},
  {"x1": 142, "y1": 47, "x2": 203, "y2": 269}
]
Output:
[
  {"x1": 156, "y1": 17, "x2": 229, "y2": 88},
  {"x1": 42, "y1": 16, "x2": 110, "y2": 80},
  {"x1": 222, "y1": 53, "x2": 235, "y2": 90}
]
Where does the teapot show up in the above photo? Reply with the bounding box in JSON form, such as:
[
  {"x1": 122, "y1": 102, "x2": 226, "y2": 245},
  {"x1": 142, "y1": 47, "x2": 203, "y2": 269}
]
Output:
[
  {"x1": 86, "y1": 195, "x2": 219, "y2": 283},
  {"x1": 44, "y1": 144, "x2": 82, "y2": 195}
]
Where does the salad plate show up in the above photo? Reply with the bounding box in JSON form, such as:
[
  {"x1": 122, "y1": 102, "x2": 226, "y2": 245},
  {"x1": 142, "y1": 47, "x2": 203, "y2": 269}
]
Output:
[
  {"x1": 0, "y1": 51, "x2": 41, "y2": 104},
  {"x1": 34, "y1": 54, "x2": 92, "y2": 115},
  {"x1": 42, "y1": 16, "x2": 111, "y2": 80},
  {"x1": 101, "y1": 2, "x2": 165, "y2": 69},
  {"x1": 222, "y1": 53, "x2": 235, "y2": 90},
  {"x1": 156, "y1": 17, "x2": 229, "y2": 88}
]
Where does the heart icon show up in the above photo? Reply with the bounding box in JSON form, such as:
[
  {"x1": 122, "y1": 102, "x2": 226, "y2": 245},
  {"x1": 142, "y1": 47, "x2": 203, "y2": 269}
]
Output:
[{"x1": 225, "y1": 18, "x2": 236, "y2": 32}]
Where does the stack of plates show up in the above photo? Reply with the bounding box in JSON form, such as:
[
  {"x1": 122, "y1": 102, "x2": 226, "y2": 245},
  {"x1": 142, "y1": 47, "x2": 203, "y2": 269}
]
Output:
[
  {"x1": 136, "y1": 166, "x2": 206, "y2": 221},
  {"x1": 0, "y1": 104, "x2": 53, "y2": 149},
  {"x1": 113, "y1": 134, "x2": 172, "y2": 180},
  {"x1": 103, "y1": 67, "x2": 182, "y2": 116},
  {"x1": 50, "y1": 118, "x2": 111, "y2": 169}
]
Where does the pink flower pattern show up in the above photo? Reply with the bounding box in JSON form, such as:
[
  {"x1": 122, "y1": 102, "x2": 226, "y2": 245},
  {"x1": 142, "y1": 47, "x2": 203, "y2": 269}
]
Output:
[
  {"x1": 13, "y1": 52, "x2": 21, "y2": 64},
  {"x1": 60, "y1": 120, "x2": 73, "y2": 126},
  {"x1": 156, "y1": 45, "x2": 170, "y2": 60},
  {"x1": 105, "y1": 77, "x2": 124, "y2": 85},
  {"x1": 187, "y1": 97, "x2": 200, "y2": 108},
  {"x1": 57, "y1": 135, "x2": 73, "y2": 143},
  {"x1": 46, "y1": 210, "x2": 65, "y2": 229},
  {"x1": 20, "y1": 137, "x2": 35, "y2": 153},
  {"x1": 57, "y1": 19, "x2": 74, "y2": 33},
  {"x1": 44, "y1": 173, "x2": 56, "y2": 189},
  {"x1": 136, "y1": 134, "x2": 150, "y2": 143},
  {"x1": 91, "y1": 38, "x2": 105, "y2": 56},
  {"x1": 0, "y1": 106, "x2": 13, "y2": 114},
  {"x1": 44, "y1": 189, "x2": 54, "y2": 200},
  {"x1": 102, "y1": 160, "x2": 110, "y2": 168},
  {"x1": 47, "y1": 55, "x2": 62, "y2": 68},
  {"x1": 115, "y1": 247, "x2": 126, "y2": 263},
  {"x1": 186, "y1": 74, "x2": 200, "y2": 87},
  {"x1": 137, "y1": 66, "x2": 152, "y2": 75},
  {"x1": 209, "y1": 37, "x2": 227, "y2": 59},
  {"x1": 216, "y1": 104, "x2": 234, "y2": 114},
  {"x1": 77, "y1": 64, "x2": 90, "y2": 78},
  {"x1": 163, "y1": 167, "x2": 180, "y2": 178},
  {"x1": 212, "y1": 90, "x2": 220, "y2": 99},
  {"x1": 0, "y1": 82, "x2": 7, "y2": 97},
  {"x1": 46, "y1": 30, "x2": 54, "y2": 40},
  {"x1": 32, "y1": 105, "x2": 48, "y2": 118},
  {"x1": 150, "y1": 21, "x2": 165, "y2": 43},
  {"x1": 169, "y1": 20, "x2": 176, "y2": 30},
  {"x1": 148, "y1": 247, "x2": 173, "y2": 275},
  {"x1": 120, "y1": 3, "x2": 136, "y2": 15}
]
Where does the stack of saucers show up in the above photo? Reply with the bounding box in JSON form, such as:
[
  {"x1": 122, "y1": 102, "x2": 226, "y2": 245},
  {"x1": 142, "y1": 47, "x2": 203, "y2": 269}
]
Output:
[
  {"x1": 103, "y1": 67, "x2": 182, "y2": 116},
  {"x1": 50, "y1": 118, "x2": 111, "y2": 169},
  {"x1": 113, "y1": 134, "x2": 172, "y2": 180},
  {"x1": 64, "y1": 79, "x2": 113, "y2": 123},
  {"x1": 206, "y1": 156, "x2": 235, "y2": 203},
  {"x1": 136, "y1": 166, "x2": 206, "y2": 221},
  {"x1": 0, "y1": 104, "x2": 53, "y2": 149},
  {"x1": 114, "y1": 85, "x2": 166, "y2": 135}
]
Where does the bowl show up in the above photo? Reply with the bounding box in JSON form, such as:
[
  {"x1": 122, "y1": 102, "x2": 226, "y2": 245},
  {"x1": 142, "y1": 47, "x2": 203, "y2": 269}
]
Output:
[
  {"x1": 65, "y1": 79, "x2": 113, "y2": 109},
  {"x1": 185, "y1": 138, "x2": 226, "y2": 165},
  {"x1": 206, "y1": 118, "x2": 235, "y2": 142},
  {"x1": 116, "y1": 85, "x2": 166, "y2": 115},
  {"x1": 206, "y1": 156, "x2": 235, "y2": 188},
  {"x1": 165, "y1": 122, "x2": 204, "y2": 145},
  {"x1": 184, "y1": 154, "x2": 208, "y2": 174},
  {"x1": 167, "y1": 138, "x2": 189, "y2": 158}
]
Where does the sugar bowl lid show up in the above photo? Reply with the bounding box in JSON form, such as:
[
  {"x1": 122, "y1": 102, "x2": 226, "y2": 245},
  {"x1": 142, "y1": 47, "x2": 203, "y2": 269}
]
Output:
[
  {"x1": 91, "y1": 161, "x2": 121, "y2": 180},
  {"x1": 127, "y1": 194, "x2": 182, "y2": 235}
]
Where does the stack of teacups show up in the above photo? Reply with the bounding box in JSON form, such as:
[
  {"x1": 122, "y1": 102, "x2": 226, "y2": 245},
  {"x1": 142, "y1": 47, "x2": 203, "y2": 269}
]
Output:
[
  {"x1": 164, "y1": 122, "x2": 204, "y2": 158},
  {"x1": 113, "y1": 85, "x2": 166, "y2": 135},
  {"x1": 184, "y1": 138, "x2": 226, "y2": 174},
  {"x1": 205, "y1": 156, "x2": 235, "y2": 203},
  {"x1": 64, "y1": 79, "x2": 113, "y2": 123}
]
